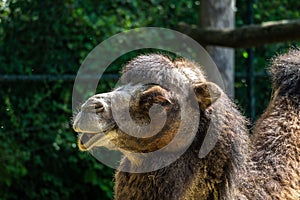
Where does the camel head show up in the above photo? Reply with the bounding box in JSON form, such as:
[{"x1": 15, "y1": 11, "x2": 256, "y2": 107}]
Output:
[{"x1": 72, "y1": 54, "x2": 222, "y2": 155}]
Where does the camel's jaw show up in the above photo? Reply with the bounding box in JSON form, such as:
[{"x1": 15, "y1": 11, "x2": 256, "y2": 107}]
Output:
[{"x1": 77, "y1": 125, "x2": 118, "y2": 151}]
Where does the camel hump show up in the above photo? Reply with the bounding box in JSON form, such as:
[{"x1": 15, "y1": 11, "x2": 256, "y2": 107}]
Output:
[{"x1": 269, "y1": 48, "x2": 300, "y2": 95}]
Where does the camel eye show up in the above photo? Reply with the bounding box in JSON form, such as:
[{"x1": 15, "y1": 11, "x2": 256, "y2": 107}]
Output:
[{"x1": 140, "y1": 86, "x2": 173, "y2": 106}]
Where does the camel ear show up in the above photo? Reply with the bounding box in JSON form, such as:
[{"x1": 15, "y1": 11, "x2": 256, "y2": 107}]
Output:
[
  {"x1": 141, "y1": 85, "x2": 173, "y2": 105},
  {"x1": 193, "y1": 82, "x2": 221, "y2": 110}
]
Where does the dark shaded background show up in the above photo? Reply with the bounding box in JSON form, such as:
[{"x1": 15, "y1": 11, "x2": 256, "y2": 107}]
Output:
[{"x1": 1, "y1": 0, "x2": 300, "y2": 199}]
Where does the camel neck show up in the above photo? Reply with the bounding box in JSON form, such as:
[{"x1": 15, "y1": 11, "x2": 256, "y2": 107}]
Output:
[{"x1": 113, "y1": 143, "x2": 227, "y2": 200}]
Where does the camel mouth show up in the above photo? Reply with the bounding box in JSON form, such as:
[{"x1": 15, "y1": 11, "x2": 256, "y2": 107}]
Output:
[{"x1": 77, "y1": 124, "x2": 116, "y2": 151}]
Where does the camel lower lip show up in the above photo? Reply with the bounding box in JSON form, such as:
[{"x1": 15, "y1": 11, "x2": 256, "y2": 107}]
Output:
[
  {"x1": 78, "y1": 125, "x2": 117, "y2": 151},
  {"x1": 80, "y1": 133, "x2": 97, "y2": 144},
  {"x1": 76, "y1": 123, "x2": 116, "y2": 151},
  {"x1": 78, "y1": 132, "x2": 106, "y2": 151}
]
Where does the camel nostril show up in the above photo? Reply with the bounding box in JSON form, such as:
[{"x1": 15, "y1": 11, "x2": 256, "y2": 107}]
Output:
[
  {"x1": 95, "y1": 104, "x2": 104, "y2": 114},
  {"x1": 81, "y1": 100, "x2": 105, "y2": 113}
]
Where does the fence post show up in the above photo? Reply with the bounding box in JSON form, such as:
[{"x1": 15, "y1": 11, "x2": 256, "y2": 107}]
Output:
[{"x1": 247, "y1": 0, "x2": 256, "y2": 123}]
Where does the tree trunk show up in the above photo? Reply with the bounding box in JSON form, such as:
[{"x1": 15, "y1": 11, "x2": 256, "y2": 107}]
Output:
[{"x1": 199, "y1": 0, "x2": 235, "y2": 98}]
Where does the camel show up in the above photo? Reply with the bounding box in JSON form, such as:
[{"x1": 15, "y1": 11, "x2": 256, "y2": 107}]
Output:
[
  {"x1": 236, "y1": 49, "x2": 300, "y2": 200},
  {"x1": 73, "y1": 54, "x2": 249, "y2": 199}
]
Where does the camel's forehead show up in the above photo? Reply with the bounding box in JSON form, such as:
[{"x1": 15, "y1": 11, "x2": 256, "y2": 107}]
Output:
[
  {"x1": 121, "y1": 54, "x2": 207, "y2": 86},
  {"x1": 175, "y1": 64, "x2": 207, "y2": 84}
]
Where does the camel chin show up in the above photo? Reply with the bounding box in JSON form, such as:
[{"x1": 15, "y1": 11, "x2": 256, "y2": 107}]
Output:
[{"x1": 77, "y1": 129, "x2": 118, "y2": 151}]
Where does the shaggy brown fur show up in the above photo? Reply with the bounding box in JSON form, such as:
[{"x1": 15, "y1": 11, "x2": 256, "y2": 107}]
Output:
[
  {"x1": 73, "y1": 54, "x2": 249, "y2": 199},
  {"x1": 114, "y1": 95, "x2": 248, "y2": 200},
  {"x1": 236, "y1": 49, "x2": 300, "y2": 199}
]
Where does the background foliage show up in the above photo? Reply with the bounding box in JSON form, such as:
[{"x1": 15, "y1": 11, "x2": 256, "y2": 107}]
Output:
[{"x1": 0, "y1": 0, "x2": 299, "y2": 199}]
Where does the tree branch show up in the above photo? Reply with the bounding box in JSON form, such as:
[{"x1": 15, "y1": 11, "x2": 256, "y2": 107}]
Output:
[{"x1": 177, "y1": 19, "x2": 300, "y2": 48}]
